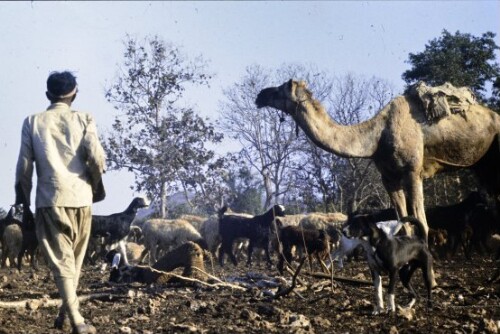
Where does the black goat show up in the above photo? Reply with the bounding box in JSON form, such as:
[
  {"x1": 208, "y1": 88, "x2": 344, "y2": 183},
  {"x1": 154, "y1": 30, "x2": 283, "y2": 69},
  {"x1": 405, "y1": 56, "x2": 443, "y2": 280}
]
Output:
[
  {"x1": 218, "y1": 204, "x2": 285, "y2": 267},
  {"x1": 89, "y1": 197, "x2": 148, "y2": 264},
  {"x1": 18, "y1": 206, "x2": 38, "y2": 270},
  {"x1": 275, "y1": 218, "x2": 330, "y2": 274},
  {"x1": 426, "y1": 191, "x2": 487, "y2": 257}
]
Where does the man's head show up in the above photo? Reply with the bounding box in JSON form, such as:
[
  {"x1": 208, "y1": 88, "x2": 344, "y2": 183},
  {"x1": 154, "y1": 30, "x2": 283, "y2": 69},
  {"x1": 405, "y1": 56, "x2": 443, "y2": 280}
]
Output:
[{"x1": 46, "y1": 71, "x2": 78, "y2": 104}]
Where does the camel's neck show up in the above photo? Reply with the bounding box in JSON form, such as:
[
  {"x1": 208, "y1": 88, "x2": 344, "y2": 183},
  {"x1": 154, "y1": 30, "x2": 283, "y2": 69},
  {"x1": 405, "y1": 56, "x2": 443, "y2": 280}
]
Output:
[{"x1": 292, "y1": 99, "x2": 388, "y2": 158}]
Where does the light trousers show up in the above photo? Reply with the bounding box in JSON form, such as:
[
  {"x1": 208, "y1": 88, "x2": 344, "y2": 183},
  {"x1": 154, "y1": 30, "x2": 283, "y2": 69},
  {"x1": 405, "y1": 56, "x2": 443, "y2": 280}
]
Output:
[{"x1": 36, "y1": 206, "x2": 91, "y2": 326}]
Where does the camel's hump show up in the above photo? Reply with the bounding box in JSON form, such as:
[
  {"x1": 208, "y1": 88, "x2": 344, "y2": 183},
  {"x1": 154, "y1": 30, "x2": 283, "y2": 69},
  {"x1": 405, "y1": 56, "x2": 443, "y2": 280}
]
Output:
[{"x1": 405, "y1": 81, "x2": 476, "y2": 123}]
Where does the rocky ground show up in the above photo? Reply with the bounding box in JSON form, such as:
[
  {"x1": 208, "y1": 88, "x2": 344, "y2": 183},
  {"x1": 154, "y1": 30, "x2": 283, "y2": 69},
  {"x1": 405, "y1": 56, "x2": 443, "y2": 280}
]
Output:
[{"x1": 0, "y1": 253, "x2": 499, "y2": 334}]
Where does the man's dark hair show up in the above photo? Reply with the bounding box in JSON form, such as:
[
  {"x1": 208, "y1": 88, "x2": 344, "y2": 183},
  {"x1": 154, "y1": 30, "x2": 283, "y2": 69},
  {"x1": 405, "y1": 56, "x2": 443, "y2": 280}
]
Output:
[{"x1": 46, "y1": 71, "x2": 77, "y2": 100}]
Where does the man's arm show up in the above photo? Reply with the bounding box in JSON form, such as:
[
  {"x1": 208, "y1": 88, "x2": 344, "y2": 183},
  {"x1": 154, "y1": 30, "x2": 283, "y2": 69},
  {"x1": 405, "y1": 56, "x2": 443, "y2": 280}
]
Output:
[{"x1": 15, "y1": 117, "x2": 34, "y2": 206}]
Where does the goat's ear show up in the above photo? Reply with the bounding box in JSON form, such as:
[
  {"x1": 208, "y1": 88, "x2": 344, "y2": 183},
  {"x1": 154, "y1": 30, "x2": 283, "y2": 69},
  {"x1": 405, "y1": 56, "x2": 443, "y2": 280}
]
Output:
[{"x1": 275, "y1": 218, "x2": 283, "y2": 228}]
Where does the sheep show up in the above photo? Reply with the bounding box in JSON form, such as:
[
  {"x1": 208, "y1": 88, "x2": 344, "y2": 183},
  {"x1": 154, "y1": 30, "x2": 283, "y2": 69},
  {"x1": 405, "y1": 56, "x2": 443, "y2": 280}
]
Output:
[
  {"x1": 199, "y1": 216, "x2": 220, "y2": 258},
  {"x1": 105, "y1": 241, "x2": 145, "y2": 267},
  {"x1": 1, "y1": 224, "x2": 23, "y2": 269},
  {"x1": 275, "y1": 218, "x2": 330, "y2": 274},
  {"x1": 89, "y1": 197, "x2": 149, "y2": 264},
  {"x1": 0, "y1": 207, "x2": 19, "y2": 243},
  {"x1": 139, "y1": 218, "x2": 207, "y2": 265},
  {"x1": 298, "y1": 212, "x2": 346, "y2": 248},
  {"x1": 218, "y1": 204, "x2": 286, "y2": 267},
  {"x1": 178, "y1": 214, "x2": 207, "y2": 231},
  {"x1": 109, "y1": 241, "x2": 206, "y2": 284},
  {"x1": 277, "y1": 214, "x2": 307, "y2": 227}
]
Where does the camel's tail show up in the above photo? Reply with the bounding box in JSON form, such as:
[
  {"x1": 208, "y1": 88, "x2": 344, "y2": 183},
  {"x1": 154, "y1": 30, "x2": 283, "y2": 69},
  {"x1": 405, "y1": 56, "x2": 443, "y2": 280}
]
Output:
[{"x1": 400, "y1": 216, "x2": 427, "y2": 243}]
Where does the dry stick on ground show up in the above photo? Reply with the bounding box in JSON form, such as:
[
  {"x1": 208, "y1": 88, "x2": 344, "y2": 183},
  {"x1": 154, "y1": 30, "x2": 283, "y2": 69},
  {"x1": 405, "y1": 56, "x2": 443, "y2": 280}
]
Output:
[
  {"x1": 0, "y1": 292, "x2": 126, "y2": 310},
  {"x1": 274, "y1": 257, "x2": 306, "y2": 299},
  {"x1": 308, "y1": 271, "x2": 378, "y2": 287}
]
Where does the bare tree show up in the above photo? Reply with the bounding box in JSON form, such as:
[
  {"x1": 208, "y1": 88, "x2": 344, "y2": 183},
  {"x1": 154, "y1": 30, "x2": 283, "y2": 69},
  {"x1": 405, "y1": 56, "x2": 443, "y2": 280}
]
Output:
[{"x1": 219, "y1": 64, "x2": 332, "y2": 208}]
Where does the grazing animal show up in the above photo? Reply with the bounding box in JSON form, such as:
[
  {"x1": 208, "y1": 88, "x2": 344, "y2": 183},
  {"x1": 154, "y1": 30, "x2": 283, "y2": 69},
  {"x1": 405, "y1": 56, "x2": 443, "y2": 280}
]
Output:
[
  {"x1": 256, "y1": 80, "x2": 500, "y2": 243},
  {"x1": 427, "y1": 228, "x2": 449, "y2": 259},
  {"x1": 17, "y1": 206, "x2": 38, "y2": 270},
  {"x1": 140, "y1": 218, "x2": 207, "y2": 264},
  {"x1": 465, "y1": 203, "x2": 499, "y2": 257},
  {"x1": 199, "y1": 216, "x2": 220, "y2": 258},
  {"x1": 275, "y1": 218, "x2": 330, "y2": 274},
  {"x1": 89, "y1": 197, "x2": 148, "y2": 264},
  {"x1": 178, "y1": 214, "x2": 206, "y2": 231},
  {"x1": 0, "y1": 206, "x2": 38, "y2": 270},
  {"x1": 343, "y1": 216, "x2": 433, "y2": 314},
  {"x1": 105, "y1": 241, "x2": 145, "y2": 267},
  {"x1": 425, "y1": 191, "x2": 487, "y2": 257},
  {"x1": 109, "y1": 241, "x2": 206, "y2": 284},
  {"x1": 218, "y1": 205, "x2": 286, "y2": 267},
  {"x1": 1, "y1": 224, "x2": 23, "y2": 268}
]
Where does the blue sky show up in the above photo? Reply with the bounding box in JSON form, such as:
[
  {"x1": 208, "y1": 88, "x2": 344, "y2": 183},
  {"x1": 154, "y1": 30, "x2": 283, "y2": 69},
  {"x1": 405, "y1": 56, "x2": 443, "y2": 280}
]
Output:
[{"x1": 0, "y1": 1, "x2": 498, "y2": 214}]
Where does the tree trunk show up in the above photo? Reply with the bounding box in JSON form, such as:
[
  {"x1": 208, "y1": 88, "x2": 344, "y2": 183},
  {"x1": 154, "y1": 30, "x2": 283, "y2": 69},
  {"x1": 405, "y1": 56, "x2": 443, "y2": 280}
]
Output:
[{"x1": 160, "y1": 181, "x2": 167, "y2": 218}]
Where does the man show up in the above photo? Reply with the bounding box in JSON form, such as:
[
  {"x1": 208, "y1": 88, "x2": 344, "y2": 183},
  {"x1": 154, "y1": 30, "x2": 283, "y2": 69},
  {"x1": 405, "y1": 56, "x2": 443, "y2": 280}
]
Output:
[{"x1": 15, "y1": 71, "x2": 105, "y2": 334}]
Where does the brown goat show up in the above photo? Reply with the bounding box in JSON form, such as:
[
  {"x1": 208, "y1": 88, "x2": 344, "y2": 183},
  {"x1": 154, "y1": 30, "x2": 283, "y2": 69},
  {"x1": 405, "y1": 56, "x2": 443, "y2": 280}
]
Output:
[
  {"x1": 275, "y1": 218, "x2": 330, "y2": 274},
  {"x1": 109, "y1": 241, "x2": 206, "y2": 284}
]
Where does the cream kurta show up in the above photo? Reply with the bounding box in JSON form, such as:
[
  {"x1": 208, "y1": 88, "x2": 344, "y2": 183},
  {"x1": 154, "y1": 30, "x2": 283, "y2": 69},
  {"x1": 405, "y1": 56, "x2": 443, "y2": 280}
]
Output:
[{"x1": 15, "y1": 102, "x2": 105, "y2": 208}]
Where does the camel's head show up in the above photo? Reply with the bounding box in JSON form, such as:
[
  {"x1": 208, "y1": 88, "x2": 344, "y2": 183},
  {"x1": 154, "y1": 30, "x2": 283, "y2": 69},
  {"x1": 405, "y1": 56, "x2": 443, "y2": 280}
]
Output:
[{"x1": 255, "y1": 79, "x2": 311, "y2": 116}]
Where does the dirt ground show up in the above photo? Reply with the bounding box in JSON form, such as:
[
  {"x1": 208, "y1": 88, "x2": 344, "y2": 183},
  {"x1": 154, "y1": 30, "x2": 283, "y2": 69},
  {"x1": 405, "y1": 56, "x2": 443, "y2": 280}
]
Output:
[{"x1": 0, "y1": 252, "x2": 499, "y2": 334}]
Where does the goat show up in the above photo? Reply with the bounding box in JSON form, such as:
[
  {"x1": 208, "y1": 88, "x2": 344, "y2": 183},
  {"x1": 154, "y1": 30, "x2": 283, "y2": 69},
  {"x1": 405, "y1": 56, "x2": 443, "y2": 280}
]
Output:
[
  {"x1": 109, "y1": 241, "x2": 206, "y2": 284},
  {"x1": 17, "y1": 206, "x2": 38, "y2": 270},
  {"x1": 89, "y1": 197, "x2": 148, "y2": 265},
  {"x1": 218, "y1": 204, "x2": 286, "y2": 267},
  {"x1": 199, "y1": 209, "x2": 253, "y2": 260},
  {"x1": 139, "y1": 218, "x2": 207, "y2": 265},
  {"x1": 464, "y1": 203, "x2": 499, "y2": 257},
  {"x1": 425, "y1": 191, "x2": 487, "y2": 257},
  {"x1": 275, "y1": 218, "x2": 330, "y2": 274}
]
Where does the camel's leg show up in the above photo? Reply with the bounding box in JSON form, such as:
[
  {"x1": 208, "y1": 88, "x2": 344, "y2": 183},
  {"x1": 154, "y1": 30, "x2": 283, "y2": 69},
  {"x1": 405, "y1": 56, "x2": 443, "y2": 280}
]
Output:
[
  {"x1": 406, "y1": 172, "x2": 428, "y2": 238},
  {"x1": 406, "y1": 172, "x2": 437, "y2": 287},
  {"x1": 382, "y1": 176, "x2": 408, "y2": 219}
]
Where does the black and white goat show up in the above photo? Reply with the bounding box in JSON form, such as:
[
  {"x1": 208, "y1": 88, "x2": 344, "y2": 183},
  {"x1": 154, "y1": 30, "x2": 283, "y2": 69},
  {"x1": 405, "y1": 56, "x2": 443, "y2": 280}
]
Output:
[
  {"x1": 218, "y1": 204, "x2": 286, "y2": 267},
  {"x1": 89, "y1": 197, "x2": 149, "y2": 265}
]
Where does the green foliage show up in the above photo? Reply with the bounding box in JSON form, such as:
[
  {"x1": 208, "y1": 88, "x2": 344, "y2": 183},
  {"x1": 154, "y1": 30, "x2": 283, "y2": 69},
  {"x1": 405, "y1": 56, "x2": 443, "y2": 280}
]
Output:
[
  {"x1": 223, "y1": 161, "x2": 263, "y2": 215},
  {"x1": 403, "y1": 30, "x2": 500, "y2": 102},
  {"x1": 104, "y1": 35, "x2": 224, "y2": 216}
]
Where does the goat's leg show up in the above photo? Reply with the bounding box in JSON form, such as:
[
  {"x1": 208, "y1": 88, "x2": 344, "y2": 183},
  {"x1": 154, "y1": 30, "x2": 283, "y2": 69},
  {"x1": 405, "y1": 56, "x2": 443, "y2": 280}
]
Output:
[
  {"x1": 264, "y1": 240, "x2": 273, "y2": 268},
  {"x1": 246, "y1": 241, "x2": 254, "y2": 267},
  {"x1": 17, "y1": 248, "x2": 24, "y2": 271},
  {"x1": 118, "y1": 240, "x2": 129, "y2": 266}
]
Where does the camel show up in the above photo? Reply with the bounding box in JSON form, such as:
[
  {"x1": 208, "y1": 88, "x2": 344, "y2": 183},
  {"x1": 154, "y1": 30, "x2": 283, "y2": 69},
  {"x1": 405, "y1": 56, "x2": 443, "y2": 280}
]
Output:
[{"x1": 255, "y1": 79, "x2": 500, "y2": 239}]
